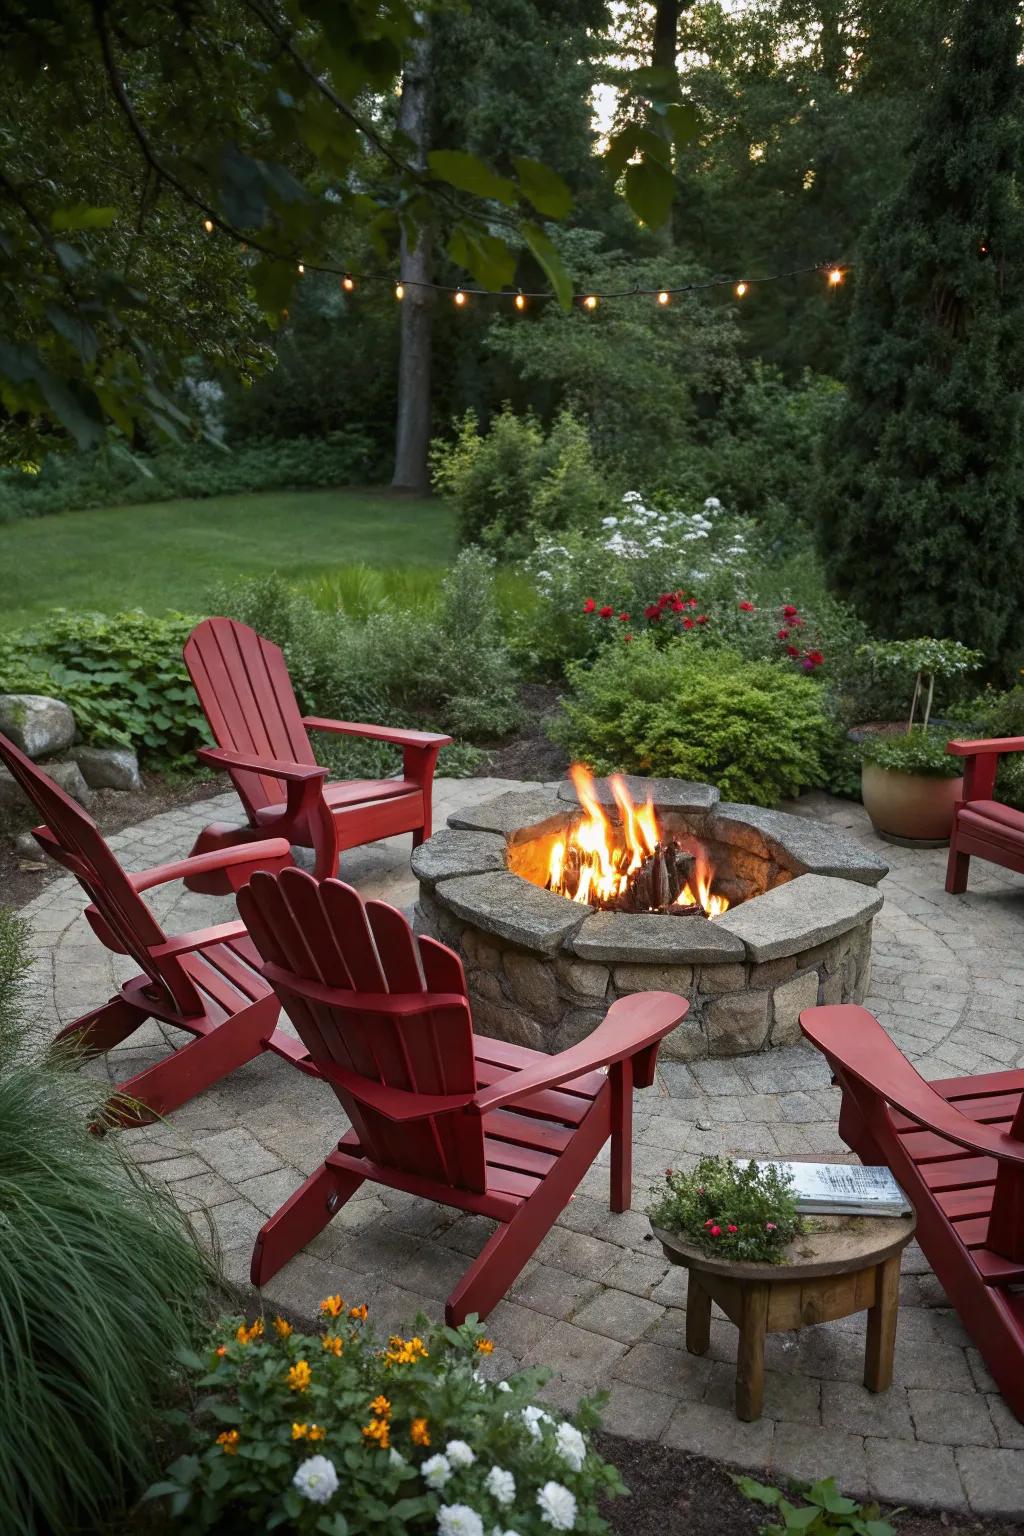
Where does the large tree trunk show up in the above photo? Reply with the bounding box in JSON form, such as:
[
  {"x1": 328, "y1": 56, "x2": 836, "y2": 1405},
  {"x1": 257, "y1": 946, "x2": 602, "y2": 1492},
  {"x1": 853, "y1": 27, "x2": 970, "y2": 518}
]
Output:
[
  {"x1": 391, "y1": 24, "x2": 433, "y2": 495},
  {"x1": 652, "y1": 0, "x2": 680, "y2": 248}
]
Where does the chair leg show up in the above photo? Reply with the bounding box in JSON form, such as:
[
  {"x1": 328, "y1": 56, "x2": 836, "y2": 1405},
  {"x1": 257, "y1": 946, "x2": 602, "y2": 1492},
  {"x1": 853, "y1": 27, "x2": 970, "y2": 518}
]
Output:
[
  {"x1": 610, "y1": 1057, "x2": 634, "y2": 1213},
  {"x1": 54, "y1": 997, "x2": 146, "y2": 1058},
  {"x1": 945, "y1": 841, "x2": 970, "y2": 894},
  {"x1": 252, "y1": 1161, "x2": 365, "y2": 1285},
  {"x1": 100, "y1": 996, "x2": 279, "y2": 1128}
]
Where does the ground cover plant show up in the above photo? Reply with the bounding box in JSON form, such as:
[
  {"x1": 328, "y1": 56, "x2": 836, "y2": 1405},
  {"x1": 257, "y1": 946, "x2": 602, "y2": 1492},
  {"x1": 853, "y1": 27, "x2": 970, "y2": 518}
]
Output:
[
  {"x1": 649, "y1": 1157, "x2": 803, "y2": 1265},
  {"x1": 149, "y1": 1302, "x2": 624, "y2": 1534},
  {"x1": 0, "y1": 906, "x2": 214, "y2": 1536}
]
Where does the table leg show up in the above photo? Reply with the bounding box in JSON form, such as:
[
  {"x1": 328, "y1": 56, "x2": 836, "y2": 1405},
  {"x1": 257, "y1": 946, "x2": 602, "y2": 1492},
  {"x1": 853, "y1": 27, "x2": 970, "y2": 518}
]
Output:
[
  {"x1": 686, "y1": 1275, "x2": 712, "y2": 1356},
  {"x1": 736, "y1": 1282, "x2": 770, "y2": 1422},
  {"x1": 864, "y1": 1254, "x2": 900, "y2": 1393}
]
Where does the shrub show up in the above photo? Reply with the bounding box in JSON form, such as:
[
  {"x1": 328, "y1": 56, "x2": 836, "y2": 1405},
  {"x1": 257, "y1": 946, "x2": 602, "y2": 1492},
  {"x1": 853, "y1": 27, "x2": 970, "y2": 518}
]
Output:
[
  {"x1": 649, "y1": 1157, "x2": 802, "y2": 1265},
  {"x1": 860, "y1": 728, "x2": 965, "y2": 778},
  {"x1": 0, "y1": 431, "x2": 375, "y2": 522},
  {"x1": 551, "y1": 639, "x2": 833, "y2": 805},
  {"x1": 735, "y1": 1475, "x2": 896, "y2": 1536},
  {"x1": 0, "y1": 610, "x2": 208, "y2": 770},
  {"x1": 148, "y1": 1305, "x2": 625, "y2": 1533},
  {"x1": 0, "y1": 905, "x2": 31, "y2": 1058},
  {"x1": 431, "y1": 404, "x2": 614, "y2": 558},
  {"x1": 969, "y1": 679, "x2": 1024, "y2": 808},
  {"x1": 0, "y1": 917, "x2": 213, "y2": 1536}
]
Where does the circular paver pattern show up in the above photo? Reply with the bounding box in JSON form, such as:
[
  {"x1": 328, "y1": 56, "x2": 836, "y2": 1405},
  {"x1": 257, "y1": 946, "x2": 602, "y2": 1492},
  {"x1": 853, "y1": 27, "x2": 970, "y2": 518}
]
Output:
[{"x1": 15, "y1": 780, "x2": 1024, "y2": 1518}]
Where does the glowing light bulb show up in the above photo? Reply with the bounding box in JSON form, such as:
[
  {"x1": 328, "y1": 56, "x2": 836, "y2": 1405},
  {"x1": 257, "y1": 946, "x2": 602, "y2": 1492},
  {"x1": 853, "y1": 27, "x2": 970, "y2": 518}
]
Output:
[
  {"x1": 453, "y1": 287, "x2": 466, "y2": 307},
  {"x1": 827, "y1": 266, "x2": 843, "y2": 286},
  {"x1": 297, "y1": 262, "x2": 305, "y2": 275},
  {"x1": 583, "y1": 294, "x2": 598, "y2": 310},
  {"x1": 202, "y1": 218, "x2": 214, "y2": 234},
  {"x1": 395, "y1": 282, "x2": 405, "y2": 301},
  {"x1": 657, "y1": 290, "x2": 670, "y2": 306},
  {"x1": 735, "y1": 281, "x2": 748, "y2": 298},
  {"x1": 342, "y1": 274, "x2": 355, "y2": 292},
  {"x1": 515, "y1": 291, "x2": 526, "y2": 311}
]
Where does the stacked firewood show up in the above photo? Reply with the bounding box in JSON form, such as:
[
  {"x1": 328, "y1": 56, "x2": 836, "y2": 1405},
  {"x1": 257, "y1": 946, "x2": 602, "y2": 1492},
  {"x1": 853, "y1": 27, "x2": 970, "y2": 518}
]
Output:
[{"x1": 556, "y1": 838, "x2": 701, "y2": 914}]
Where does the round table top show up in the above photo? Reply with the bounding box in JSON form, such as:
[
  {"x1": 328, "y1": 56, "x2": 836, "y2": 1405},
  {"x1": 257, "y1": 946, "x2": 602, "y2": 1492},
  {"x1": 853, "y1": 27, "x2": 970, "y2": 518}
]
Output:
[{"x1": 653, "y1": 1210, "x2": 917, "y2": 1283}]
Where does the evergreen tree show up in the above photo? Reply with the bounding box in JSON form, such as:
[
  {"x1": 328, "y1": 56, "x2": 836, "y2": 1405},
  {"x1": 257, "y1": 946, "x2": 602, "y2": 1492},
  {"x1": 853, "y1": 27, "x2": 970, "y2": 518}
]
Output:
[{"x1": 819, "y1": 0, "x2": 1024, "y2": 671}]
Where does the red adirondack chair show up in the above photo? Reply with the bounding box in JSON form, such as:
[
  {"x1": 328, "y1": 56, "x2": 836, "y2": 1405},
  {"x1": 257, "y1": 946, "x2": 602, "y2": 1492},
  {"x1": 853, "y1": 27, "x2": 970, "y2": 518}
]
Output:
[
  {"x1": 945, "y1": 735, "x2": 1024, "y2": 893},
  {"x1": 0, "y1": 732, "x2": 310, "y2": 1127},
  {"x1": 183, "y1": 617, "x2": 451, "y2": 891},
  {"x1": 236, "y1": 866, "x2": 689, "y2": 1323},
  {"x1": 801, "y1": 1003, "x2": 1024, "y2": 1421}
]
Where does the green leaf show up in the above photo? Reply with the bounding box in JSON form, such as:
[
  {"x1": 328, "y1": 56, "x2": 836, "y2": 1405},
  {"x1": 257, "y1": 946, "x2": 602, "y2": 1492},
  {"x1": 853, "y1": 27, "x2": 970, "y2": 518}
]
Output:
[
  {"x1": 733, "y1": 1476, "x2": 783, "y2": 1507},
  {"x1": 665, "y1": 101, "x2": 700, "y2": 147},
  {"x1": 51, "y1": 203, "x2": 118, "y2": 231},
  {"x1": 624, "y1": 159, "x2": 675, "y2": 229},
  {"x1": 605, "y1": 125, "x2": 643, "y2": 179},
  {"x1": 522, "y1": 223, "x2": 572, "y2": 310},
  {"x1": 44, "y1": 304, "x2": 98, "y2": 364},
  {"x1": 427, "y1": 149, "x2": 516, "y2": 206},
  {"x1": 513, "y1": 156, "x2": 572, "y2": 219},
  {"x1": 784, "y1": 1505, "x2": 823, "y2": 1530}
]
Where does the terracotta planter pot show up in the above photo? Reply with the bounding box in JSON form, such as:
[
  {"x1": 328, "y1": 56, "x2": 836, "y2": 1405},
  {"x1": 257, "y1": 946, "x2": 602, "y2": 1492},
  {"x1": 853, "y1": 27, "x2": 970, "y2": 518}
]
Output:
[{"x1": 860, "y1": 762, "x2": 963, "y2": 842}]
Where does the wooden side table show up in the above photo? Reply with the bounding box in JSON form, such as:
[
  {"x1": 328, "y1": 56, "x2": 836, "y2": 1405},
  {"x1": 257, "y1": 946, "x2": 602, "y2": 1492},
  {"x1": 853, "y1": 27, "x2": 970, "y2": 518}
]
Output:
[{"x1": 653, "y1": 1212, "x2": 917, "y2": 1422}]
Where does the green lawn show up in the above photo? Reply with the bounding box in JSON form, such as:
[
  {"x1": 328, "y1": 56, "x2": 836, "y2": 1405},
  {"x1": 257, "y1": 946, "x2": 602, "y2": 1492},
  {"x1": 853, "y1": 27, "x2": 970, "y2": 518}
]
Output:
[{"x1": 1, "y1": 488, "x2": 455, "y2": 627}]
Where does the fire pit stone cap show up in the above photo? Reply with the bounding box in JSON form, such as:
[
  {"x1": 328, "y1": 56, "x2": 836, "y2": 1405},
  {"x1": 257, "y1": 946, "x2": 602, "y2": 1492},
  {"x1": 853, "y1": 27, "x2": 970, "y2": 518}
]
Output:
[
  {"x1": 571, "y1": 911, "x2": 746, "y2": 965},
  {"x1": 432, "y1": 870, "x2": 586, "y2": 955},
  {"x1": 410, "y1": 828, "x2": 507, "y2": 889},
  {"x1": 557, "y1": 774, "x2": 719, "y2": 815},
  {"x1": 714, "y1": 872, "x2": 884, "y2": 962},
  {"x1": 713, "y1": 803, "x2": 889, "y2": 887},
  {"x1": 447, "y1": 787, "x2": 566, "y2": 843}
]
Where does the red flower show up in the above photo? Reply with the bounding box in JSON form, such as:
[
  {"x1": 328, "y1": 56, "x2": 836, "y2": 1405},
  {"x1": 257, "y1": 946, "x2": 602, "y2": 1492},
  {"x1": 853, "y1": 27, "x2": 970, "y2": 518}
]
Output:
[
  {"x1": 682, "y1": 617, "x2": 694, "y2": 630},
  {"x1": 688, "y1": 598, "x2": 699, "y2": 609},
  {"x1": 695, "y1": 614, "x2": 709, "y2": 625},
  {"x1": 785, "y1": 644, "x2": 800, "y2": 658},
  {"x1": 599, "y1": 605, "x2": 614, "y2": 619},
  {"x1": 669, "y1": 597, "x2": 684, "y2": 613},
  {"x1": 583, "y1": 598, "x2": 595, "y2": 614},
  {"x1": 727, "y1": 1224, "x2": 738, "y2": 1234},
  {"x1": 643, "y1": 604, "x2": 661, "y2": 621},
  {"x1": 777, "y1": 628, "x2": 790, "y2": 640},
  {"x1": 806, "y1": 649, "x2": 824, "y2": 667},
  {"x1": 782, "y1": 604, "x2": 799, "y2": 619},
  {"x1": 709, "y1": 1225, "x2": 722, "y2": 1238},
  {"x1": 703, "y1": 1219, "x2": 715, "y2": 1229},
  {"x1": 619, "y1": 611, "x2": 630, "y2": 622},
  {"x1": 738, "y1": 601, "x2": 755, "y2": 613},
  {"x1": 765, "y1": 1222, "x2": 777, "y2": 1232},
  {"x1": 624, "y1": 633, "x2": 633, "y2": 643}
]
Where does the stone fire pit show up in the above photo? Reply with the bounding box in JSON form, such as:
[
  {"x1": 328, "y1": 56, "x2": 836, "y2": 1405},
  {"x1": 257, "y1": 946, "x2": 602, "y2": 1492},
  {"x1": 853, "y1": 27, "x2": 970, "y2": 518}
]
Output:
[{"x1": 412, "y1": 778, "x2": 887, "y2": 1061}]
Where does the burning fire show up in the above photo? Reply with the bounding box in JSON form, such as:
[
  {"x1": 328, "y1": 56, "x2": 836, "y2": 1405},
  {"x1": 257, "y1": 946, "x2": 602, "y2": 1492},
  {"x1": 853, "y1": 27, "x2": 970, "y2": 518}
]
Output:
[{"x1": 548, "y1": 766, "x2": 730, "y2": 917}]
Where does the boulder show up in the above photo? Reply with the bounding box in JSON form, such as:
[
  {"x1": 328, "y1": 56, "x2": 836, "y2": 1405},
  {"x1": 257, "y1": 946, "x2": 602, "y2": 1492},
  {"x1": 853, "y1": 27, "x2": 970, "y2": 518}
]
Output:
[
  {"x1": 0, "y1": 758, "x2": 92, "y2": 815},
  {"x1": 70, "y1": 745, "x2": 142, "y2": 792},
  {"x1": 0, "y1": 694, "x2": 76, "y2": 760}
]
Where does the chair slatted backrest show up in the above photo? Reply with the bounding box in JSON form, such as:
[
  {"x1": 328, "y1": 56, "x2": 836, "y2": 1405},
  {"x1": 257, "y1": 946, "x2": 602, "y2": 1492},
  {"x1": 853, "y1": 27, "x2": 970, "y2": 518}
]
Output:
[
  {"x1": 238, "y1": 868, "x2": 486, "y2": 1192},
  {"x1": 0, "y1": 733, "x2": 203, "y2": 1019},
  {"x1": 184, "y1": 618, "x2": 317, "y2": 817}
]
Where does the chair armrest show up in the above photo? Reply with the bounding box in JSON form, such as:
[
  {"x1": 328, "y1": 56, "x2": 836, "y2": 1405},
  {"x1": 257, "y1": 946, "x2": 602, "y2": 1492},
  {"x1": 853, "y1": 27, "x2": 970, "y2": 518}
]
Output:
[
  {"x1": 947, "y1": 737, "x2": 1024, "y2": 757},
  {"x1": 474, "y1": 993, "x2": 689, "y2": 1114},
  {"x1": 801, "y1": 1005, "x2": 1024, "y2": 1168},
  {"x1": 198, "y1": 746, "x2": 329, "y2": 782},
  {"x1": 149, "y1": 920, "x2": 250, "y2": 959},
  {"x1": 302, "y1": 717, "x2": 452, "y2": 749},
  {"x1": 131, "y1": 838, "x2": 294, "y2": 893}
]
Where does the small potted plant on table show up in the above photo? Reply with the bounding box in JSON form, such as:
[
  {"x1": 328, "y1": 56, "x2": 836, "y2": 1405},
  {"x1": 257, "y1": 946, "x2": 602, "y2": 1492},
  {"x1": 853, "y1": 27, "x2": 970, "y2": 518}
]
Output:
[{"x1": 856, "y1": 638, "x2": 982, "y2": 843}]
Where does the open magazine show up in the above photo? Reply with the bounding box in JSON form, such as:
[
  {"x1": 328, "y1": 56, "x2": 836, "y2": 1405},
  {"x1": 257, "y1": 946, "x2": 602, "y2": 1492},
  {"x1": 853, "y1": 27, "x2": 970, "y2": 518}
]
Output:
[{"x1": 741, "y1": 1160, "x2": 912, "y2": 1217}]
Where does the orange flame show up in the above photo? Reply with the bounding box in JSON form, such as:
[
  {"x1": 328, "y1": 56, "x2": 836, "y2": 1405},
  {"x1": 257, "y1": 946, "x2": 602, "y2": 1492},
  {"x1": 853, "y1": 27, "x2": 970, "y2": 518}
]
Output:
[{"x1": 547, "y1": 766, "x2": 729, "y2": 916}]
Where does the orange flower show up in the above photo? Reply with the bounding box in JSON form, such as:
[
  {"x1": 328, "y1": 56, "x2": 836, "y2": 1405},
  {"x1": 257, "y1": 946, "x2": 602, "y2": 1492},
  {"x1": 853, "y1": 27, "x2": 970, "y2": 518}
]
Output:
[
  {"x1": 287, "y1": 1360, "x2": 312, "y2": 1392},
  {"x1": 215, "y1": 1345, "x2": 228, "y2": 1357},
  {"x1": 369, "y1": 1395, "x2": 391, "y2": 1419},
  {"x1": 216, "y1": 1430, "x2": 240, "y2": 1455},
  {"x1": 322, "y1": 1335, "x2": 343, "y2": 1357},
  {"x1": 384, "y1": 1334, "x2": 429, "y2": 1366},
  {"x1": 235, "y1": 1318, "x2": 264, "y2": 1345},
  {"x1": 362, "y1": 1417, "x2": 390, "y2": 1449},
  {"x1": 308, "y1": 1424, "x2": 326, "y2": 1442},
  {"x1": 293, "y1": 1422, "x2": 326, "y2": 1442},
  {"x1": 273, "y1": 1316, "x2": 293, "y2": 1338},
  {"x1": 475, "y1": 1338, "x2": 495, "y2": 1355},
  {"x1": 349, "y1": 1303, "x2": 368, "y2": 1322},
  {"x1": 319, "y1": 1295, "x2": 345, "y2": 1318},
  {"x1": 410, "y1": 1417, "x2": 430, "y2": 1447},
  {"x1": 292, "y1": 1423, "x2": 309, "y2": 1440}
]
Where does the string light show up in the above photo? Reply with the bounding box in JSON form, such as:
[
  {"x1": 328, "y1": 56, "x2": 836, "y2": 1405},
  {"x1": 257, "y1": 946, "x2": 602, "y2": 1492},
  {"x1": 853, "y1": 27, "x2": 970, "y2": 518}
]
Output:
[
  {"x1": 341, "y1": 274, "x2": 355, "y2": 291},
  {"x1": 582, "y1": 294, "x2": 598, "y2": 310},
  {"x1": 657, "y1": 290, "x2": 671, "y2": 306},
  {"x1": 515, "y1": 290, "x2": 526, "y2": 311},
  {"x1": 297, "y1": 262, "x2": 305, "y2": 275},
  {"x1": 735, "y1": 280, "x2": 748, "y2": 298},
  {"x1": 453, "y1": 287, "x2": 466, "y2": 307},
  {"x1": 395, "y1": 282, "x2": 405, "y2": 300},
  {"x1": 202, "y1": 218, "x2": 214, "y2": 234},
  {"x1": 827, "y1": 266, "x2": 843, "y2": 286}
]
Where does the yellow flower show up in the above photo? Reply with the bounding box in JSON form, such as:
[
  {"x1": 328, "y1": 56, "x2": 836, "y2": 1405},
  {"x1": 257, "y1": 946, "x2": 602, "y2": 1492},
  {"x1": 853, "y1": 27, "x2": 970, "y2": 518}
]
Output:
[
  {"x1": 216, "y1": 1430, "x2": 240, "y2": 1455},
  {"x1": 322, "y1": 1334, "x2": 343, "y2": 1357},
  {"x1": 292, "y1": 1422, "x2": 309, "y2": 1441},
  {"x1": 384, "y1": 1334, "x2": 429, "y2": 1366},
  {"x1": 319, "y1": 1295, "x2": 345, "y2": 1318},
  {"x1": 287, "y1": 1360, "x2": 312, "y2": 1393},
  {"x1": 308, "y1": 1424, "x2": 326, "y2": 1442},
  {"x1": 475, "y1": 1338, "x2": 495, "y2": 1355},
  {"x1": 273, "y1": 1316, "x2": 293, "y2": 1339},
  {"x1": 362, "y1": 1417, "x2": 390, "y2": 1449},
  {"x1": 349, "y1": 1302, "x2": 368, "y2": 1321},
  {"x1": 410, "y1": 1417, "x2": 430, "y2": 1447},
  {"x1": 369, "y1": 1395, "x2": 391, "y2": 1419},
  {"x1": 235, "y1": 1318, "x2": 264, "y2": 1346}
]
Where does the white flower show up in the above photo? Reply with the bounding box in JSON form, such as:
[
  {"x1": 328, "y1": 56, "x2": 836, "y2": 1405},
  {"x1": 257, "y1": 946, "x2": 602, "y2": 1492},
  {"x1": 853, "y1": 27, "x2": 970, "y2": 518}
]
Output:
[
  {"x1": 446, "y1": 1440, "x2": 476, "y2": 1469},
  {"x1": 522, "y1": 1404, "x2": 554, "y2": 1438},
  {"x1": 389, "y1": 1447, "x2": 408, "y2": 1469},
  {"x1": 554, "y1": 1421, "x2": 586, "y2": 1472},
  {"x1": 485, "y1": 1465, "x2": 516, "y2": 1506},
  {"x1": 704, "y1": 496, "x2": 722, "y2": 511},
  {"x1": 496, "y1": 1380, "x2": 512, "y2": 1393},
  {"x1": 292, "y1": 1455, "x2": 339, "y2": 1504},
  {"x1": 438, "y1": 1505, "x2": 485, "y2": 1536},
  {"x1": 422, "y1": 1453, "x2": 453, "y2": 1490},
  {"x1": 537, "y1": 1481, "x2": 578, "y2": 1530}
]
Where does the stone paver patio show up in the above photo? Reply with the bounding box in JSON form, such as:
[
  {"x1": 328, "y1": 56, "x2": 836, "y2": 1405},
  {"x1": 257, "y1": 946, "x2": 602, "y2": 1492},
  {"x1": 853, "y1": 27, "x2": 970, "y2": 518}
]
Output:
[{"x1": 16, "y1": 779, "x2": 1024, "y2": 1518}]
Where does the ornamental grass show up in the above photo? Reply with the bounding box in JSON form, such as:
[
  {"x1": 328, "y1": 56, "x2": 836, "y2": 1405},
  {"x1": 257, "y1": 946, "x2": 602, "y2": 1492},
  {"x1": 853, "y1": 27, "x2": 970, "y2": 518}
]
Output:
[{"x1": 0, "y1": 906, "x2": 214, "y2": 1536}]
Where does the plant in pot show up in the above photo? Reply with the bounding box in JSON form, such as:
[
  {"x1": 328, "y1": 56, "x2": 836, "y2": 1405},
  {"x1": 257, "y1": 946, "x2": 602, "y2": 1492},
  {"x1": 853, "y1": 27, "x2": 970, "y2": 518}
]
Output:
[
  {"x1": 648, "y1": 1155, "x2": 802, "y2": 1264},
  {"x1": 855, "y1": 638, "x2": 983, "y2": 843}
]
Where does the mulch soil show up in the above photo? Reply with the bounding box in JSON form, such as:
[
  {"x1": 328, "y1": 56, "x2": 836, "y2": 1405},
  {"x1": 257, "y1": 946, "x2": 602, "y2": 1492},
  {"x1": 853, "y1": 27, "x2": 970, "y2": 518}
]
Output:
[{"x1": 471, "y1": 681, "x2": 570, "y2": 783}]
